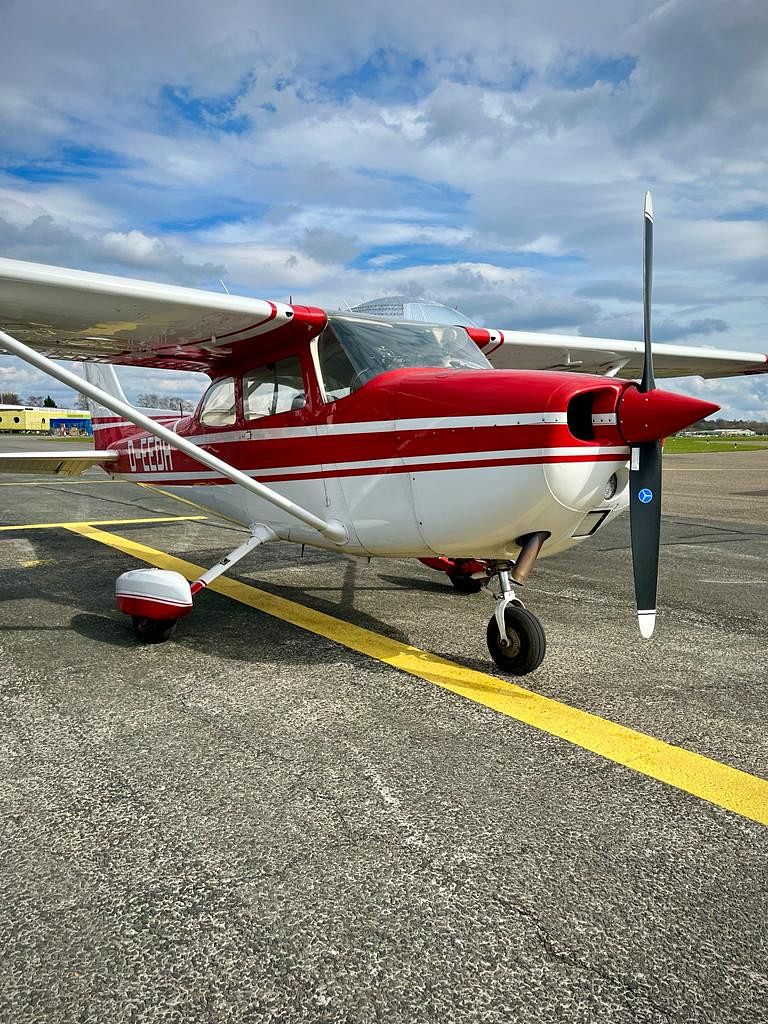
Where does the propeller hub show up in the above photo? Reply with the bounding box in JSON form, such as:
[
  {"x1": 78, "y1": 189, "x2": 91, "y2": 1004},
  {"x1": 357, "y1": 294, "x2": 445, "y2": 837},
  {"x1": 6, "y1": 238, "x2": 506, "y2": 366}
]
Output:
[{"x1": 617, "y1": 385, "x2": 719, "y2": 444}]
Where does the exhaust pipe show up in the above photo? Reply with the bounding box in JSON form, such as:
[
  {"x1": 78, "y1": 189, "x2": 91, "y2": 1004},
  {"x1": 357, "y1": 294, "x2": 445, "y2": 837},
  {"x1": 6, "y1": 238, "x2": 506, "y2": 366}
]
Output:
[{"x1": 511, "y1": 531, "x2": 549, "y2": 585}]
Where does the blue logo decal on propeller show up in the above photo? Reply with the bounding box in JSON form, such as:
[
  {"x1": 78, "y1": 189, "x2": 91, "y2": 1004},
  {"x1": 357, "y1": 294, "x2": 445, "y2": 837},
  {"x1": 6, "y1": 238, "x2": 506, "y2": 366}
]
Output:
[{"x1": 638, "y1": 488, "x2": 653, "y2": 504}]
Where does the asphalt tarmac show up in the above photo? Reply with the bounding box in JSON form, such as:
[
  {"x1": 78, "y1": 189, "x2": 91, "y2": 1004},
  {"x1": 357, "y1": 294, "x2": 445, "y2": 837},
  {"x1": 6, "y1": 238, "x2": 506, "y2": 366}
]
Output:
[{"x1": 1, "y1": 438, "x2": 767, "y2": 1024}]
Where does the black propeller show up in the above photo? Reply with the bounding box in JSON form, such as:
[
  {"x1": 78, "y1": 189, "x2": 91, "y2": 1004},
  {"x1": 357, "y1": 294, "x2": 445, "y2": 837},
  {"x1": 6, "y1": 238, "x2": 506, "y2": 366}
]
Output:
[{"x1": 629, "y1": 191, "x2": 661, "y2": 638}]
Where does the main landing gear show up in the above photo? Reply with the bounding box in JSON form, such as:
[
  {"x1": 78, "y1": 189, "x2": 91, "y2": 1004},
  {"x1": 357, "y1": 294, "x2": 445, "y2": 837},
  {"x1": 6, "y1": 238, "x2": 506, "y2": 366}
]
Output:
[
  {"x1": 132, "y1": 615, "x2": 179, "y2": 644},
  {"x1": 115, "y1": 525, "x2": 278, "y2": 644}
]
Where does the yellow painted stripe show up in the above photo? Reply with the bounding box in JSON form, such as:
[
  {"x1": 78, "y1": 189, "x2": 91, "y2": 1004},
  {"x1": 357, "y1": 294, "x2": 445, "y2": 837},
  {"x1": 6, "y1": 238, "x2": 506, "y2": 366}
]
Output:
[
  {"x1": 0, "y1": 515, "x2": 206, "y2": 532},
  {"x1": 64, "y1": 521, "x2": 768, "y2": 828}
]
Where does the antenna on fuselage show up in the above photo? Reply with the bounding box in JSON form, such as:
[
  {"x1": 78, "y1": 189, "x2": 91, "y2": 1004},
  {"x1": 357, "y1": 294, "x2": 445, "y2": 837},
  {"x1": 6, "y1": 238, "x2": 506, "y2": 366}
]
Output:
[{"x1": 219, "y1": 279, "x2": 230, "y2": 295}]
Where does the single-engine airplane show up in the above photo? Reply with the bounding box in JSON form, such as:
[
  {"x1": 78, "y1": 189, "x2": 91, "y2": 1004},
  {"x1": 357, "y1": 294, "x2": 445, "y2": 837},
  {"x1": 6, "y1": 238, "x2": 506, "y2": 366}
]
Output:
[{"x1": 0, "y1": 195, "x2": 765, "y2": 673}]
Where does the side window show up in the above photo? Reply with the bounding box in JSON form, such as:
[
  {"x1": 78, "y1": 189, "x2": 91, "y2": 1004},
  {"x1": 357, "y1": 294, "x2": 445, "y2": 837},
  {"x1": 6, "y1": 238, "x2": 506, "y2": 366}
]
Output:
[
  {"x1": 243, "y1": 356, "x2": 306, "y2": 420},
  {"x1": 318, "y1": 328, "x2": 356, "y2": 401},
  {"x1": 200, "y1": 378, "x2": 236, "y2": 427}
]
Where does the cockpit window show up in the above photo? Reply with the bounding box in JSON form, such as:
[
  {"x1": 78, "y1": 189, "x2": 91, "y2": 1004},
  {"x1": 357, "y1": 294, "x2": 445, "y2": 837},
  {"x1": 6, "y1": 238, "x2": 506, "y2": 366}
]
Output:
[
  {"x1": 317, "y1": 331, "x2": 357, "y2": 400},
  {"x1": 317, "y1": 315, "x2": 491, "y2": 399},
  {"x1": 243, "y1": 356, "x2": 306, "y2": 420},
  {"x1": 199, "y1": 377, "x2": 236, "y2": 427}
]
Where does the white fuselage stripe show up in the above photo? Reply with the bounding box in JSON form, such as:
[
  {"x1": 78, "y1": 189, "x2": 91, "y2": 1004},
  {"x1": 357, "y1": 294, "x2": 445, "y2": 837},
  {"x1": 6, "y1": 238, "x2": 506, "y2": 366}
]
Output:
[
  {"x1": 123, "y1": 445, "x2": 630, "y2": 482},
  {"x1": 165, "y1": 412, "x2": 571, "y2": 446}
]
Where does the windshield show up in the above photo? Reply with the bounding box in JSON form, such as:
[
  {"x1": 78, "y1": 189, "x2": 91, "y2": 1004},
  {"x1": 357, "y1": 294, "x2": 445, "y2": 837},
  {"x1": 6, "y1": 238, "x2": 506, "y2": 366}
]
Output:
[{"x1": 320, "y1": 315, "x2": 491, "y2": 396}]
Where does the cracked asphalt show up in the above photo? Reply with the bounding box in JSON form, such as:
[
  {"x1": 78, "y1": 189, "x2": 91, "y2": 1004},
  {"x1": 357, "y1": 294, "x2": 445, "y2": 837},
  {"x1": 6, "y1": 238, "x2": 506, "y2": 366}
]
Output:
[{"x1": 0, "y1": 440, "x2": 767, "y2": 1023}]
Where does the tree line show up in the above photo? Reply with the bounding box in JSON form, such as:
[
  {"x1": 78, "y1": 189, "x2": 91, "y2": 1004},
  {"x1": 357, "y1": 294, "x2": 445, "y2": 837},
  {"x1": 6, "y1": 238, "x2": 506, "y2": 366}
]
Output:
[
  {"x1": 136, "y1": 394, "x2": 196, "y2": 412},
  {"x1": 0, "y1": 392, "x2": 58, "y2": 406},
  {"x1": 688, "y1": 417, "x2": 768, "y2": 434},
  {"x1": 0, "y1": 391, "x2": 197, "y2": 412}
]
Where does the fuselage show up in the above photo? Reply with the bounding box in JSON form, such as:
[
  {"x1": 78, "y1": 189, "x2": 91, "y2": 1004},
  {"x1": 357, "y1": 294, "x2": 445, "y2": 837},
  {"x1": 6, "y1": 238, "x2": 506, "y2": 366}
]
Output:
[{"x1": 93, "y1": 314, "x2": 634, "y2": 562}]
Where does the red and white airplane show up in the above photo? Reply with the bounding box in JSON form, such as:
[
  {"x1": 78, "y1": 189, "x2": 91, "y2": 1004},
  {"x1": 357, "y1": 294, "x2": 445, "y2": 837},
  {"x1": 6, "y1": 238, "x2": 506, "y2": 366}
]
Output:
[{"x1": 0, "y1": 196, "x2": 764, "y2": 673}]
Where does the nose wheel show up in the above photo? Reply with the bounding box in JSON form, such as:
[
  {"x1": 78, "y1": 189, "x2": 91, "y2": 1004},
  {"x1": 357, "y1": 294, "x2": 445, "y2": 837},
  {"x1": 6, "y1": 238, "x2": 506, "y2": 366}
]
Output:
[
  {"x1": 486, "y1": 567, "x2": 546, "y2": 675},
  {"x1": 486, "y1": 606, "x2": 546, "y2": 675}
]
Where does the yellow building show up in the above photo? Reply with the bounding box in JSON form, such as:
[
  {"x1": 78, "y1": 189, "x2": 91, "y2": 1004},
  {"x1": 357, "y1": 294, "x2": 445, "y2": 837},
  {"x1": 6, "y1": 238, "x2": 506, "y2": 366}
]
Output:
[{"x1": 0, "y1": 406, "x2": 90, "y2": 433}]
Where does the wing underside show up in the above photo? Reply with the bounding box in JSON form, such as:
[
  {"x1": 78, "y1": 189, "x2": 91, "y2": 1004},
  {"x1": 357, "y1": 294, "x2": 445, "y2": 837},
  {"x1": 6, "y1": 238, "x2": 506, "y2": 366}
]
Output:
[
  {"x1": 470, "y1": 327, "x2": 768, "y2": 379},
  {"x1": 0, "y1": 451, "x2": 117, "y2": 476},
  {"x1": 0, "y1": 257, "x2": 326, "y2": 372}
]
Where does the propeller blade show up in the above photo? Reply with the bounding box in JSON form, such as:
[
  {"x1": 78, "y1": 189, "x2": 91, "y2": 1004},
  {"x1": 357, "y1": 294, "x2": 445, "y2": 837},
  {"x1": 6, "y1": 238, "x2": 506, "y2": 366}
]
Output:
[
  {"x1": 629, "y1": 441, "x2": 662, "y2": 637},
  {"x1": 631, "y1": 191, "x2": 659, "y2": 638},
  {"x1": 640, "y1": 191, "x2": 655, "y2": 394}
]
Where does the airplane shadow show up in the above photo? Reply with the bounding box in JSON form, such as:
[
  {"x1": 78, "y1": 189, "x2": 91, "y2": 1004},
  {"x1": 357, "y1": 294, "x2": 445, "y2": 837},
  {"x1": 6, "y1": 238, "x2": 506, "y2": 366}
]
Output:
[
  {"x1": 0, "y1": 530, "x2": 552, "y2": 685},
  {"x1": 373, "y1": 572, "x2": 450, "y2": 595},
  {"x1": 69, "y1": 612, "x2": 139, "y2": 648},
  {"x1": 0, "y1": 532, "x2": 421, "y2": 665}
]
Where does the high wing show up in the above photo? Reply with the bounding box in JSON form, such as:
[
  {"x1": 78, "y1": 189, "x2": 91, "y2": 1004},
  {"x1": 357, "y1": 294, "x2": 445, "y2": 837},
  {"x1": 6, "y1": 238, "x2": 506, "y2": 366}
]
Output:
[
  {"x1": 0, "y1": 257, "x2": 326, "y2": 372},
  {"x1": 468, "y1": 327, "x2": 768, "y2": 379},
  {"x1": 1, "y1": 256, "x2": 765, "y2": 379},
  {"x1": 0, "y1": 451, "x2": 117, "y2": 475}
]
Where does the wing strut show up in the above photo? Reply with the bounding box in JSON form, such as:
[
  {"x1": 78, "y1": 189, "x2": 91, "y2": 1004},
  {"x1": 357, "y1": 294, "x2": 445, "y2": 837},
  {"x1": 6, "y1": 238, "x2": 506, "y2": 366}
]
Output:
[{"x1": 0, "y1": 329, "x2": 347, "y2": 544}]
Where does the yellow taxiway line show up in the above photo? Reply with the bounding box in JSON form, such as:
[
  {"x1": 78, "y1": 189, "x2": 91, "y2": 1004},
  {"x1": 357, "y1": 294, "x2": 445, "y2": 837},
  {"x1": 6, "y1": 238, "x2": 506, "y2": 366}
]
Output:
[
  {"x1": 0, "y1": 515, "x2": 206, "y2": 532},
  {"x1": 60, "y1": 520, "x2": 768, "y2": 829}
]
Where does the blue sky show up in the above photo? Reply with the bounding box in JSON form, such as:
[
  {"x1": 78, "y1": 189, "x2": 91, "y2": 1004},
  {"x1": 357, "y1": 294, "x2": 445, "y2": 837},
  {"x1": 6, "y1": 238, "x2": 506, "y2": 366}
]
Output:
[{"x1": 0, "y1": 0, "x2": 766, "y2": 417}]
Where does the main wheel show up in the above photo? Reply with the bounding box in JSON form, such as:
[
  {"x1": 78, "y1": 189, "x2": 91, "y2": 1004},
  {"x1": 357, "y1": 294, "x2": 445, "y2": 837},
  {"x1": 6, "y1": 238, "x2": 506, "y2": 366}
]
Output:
[
  {"x1": 132, "y1": 615, "x2": 178, "y2": 644},
  {"x1": 486, "y1": 606, "x2": 546, "y2": 675},
  {"x1": 449, "y1": 573, "x2": 483, "y2": 593}
]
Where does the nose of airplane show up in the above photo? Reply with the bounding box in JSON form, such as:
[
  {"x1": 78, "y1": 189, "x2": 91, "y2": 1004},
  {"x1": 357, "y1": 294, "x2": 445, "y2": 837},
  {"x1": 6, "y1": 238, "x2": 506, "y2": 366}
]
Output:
[{"x1": 617, "y1": 385, "x2": 720, "y2": 444}]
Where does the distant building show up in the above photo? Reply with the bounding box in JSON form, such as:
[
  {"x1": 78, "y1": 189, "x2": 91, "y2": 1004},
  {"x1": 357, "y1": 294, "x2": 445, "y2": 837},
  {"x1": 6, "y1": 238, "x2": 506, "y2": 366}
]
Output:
[
  {"x1": 0, "y1": 405, "x2": 91, "y2": 434},
  {"x1": 680, "y1": 428, "x2": 758, "y2": 438},
  {"x1": 50, "y1": 416, "x2": 94, "y2": 437},
  {"x1": 709, "y1": 428, "x2": 757, "y2": 437}
]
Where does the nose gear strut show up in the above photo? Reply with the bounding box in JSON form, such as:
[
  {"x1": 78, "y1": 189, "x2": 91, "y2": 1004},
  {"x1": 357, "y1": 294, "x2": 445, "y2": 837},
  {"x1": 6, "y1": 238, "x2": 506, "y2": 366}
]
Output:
[{"x1": 485, "y1": 532, "x2": 549, "y2": 674}]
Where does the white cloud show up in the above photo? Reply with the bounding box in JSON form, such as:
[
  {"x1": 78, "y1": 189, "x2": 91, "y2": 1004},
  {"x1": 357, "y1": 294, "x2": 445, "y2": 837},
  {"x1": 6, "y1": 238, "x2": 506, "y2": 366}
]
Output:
[{"x1": 0, "y1": 0, "x2": 766, "y2": 417}]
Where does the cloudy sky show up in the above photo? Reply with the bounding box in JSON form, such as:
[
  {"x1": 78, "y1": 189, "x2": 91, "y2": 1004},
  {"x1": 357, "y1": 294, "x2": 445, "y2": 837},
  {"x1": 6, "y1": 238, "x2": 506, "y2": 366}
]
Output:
[{"x1": 1, "y1": 0, "x2": 766, "y2": 415}]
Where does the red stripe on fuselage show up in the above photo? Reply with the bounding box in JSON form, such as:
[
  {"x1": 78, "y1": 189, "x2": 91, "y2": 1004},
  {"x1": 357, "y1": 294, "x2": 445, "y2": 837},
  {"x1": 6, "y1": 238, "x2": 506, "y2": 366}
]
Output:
[
  {"x1": 107, "y1": 368, "x2": 629, "y2": 482},
  {"x1": 122, "y1": 451, "x2": 625, "y2": 487},
  {"x1": 112, "y1": 422, "x2": 588, "y2": 477}
]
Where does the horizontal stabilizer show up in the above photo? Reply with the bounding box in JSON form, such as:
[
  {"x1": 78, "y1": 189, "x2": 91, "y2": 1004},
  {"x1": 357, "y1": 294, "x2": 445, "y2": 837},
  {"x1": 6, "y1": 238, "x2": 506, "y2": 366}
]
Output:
[{"x1": 0, "y1": 451, "x2": 117, "y2": 476}]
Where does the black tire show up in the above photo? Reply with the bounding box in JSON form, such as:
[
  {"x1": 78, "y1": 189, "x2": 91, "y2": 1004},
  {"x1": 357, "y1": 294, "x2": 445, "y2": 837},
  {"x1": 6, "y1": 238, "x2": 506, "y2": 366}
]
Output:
[
  {"x1": 132, "y1": 615, "x2": 178, "y2": 644},
  {"x1": 449, "y1": 573, "x2": 483, "y2": 594},
  {"x1": 486, "y1": 606, "x2": 546, "y2": 675}
]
